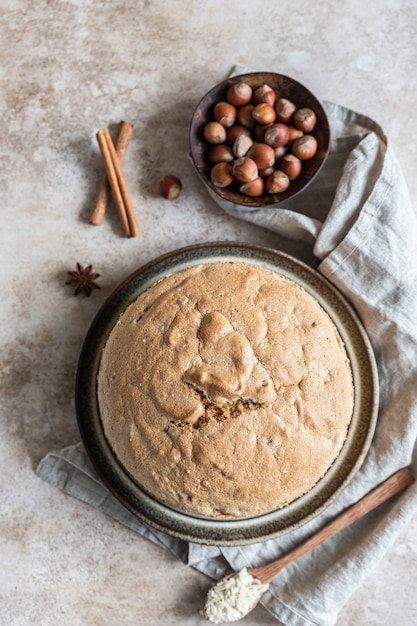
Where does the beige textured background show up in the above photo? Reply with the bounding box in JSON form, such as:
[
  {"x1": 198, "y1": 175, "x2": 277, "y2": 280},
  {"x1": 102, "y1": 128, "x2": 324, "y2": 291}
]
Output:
[{"x1": 1, "y1": 1, "x2": 417, "y2": 624}]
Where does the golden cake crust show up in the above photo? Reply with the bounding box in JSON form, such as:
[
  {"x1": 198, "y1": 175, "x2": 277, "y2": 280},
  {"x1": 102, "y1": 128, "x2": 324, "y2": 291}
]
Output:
[{"x1": 97, "y1": 261, "x2": 354, "y2": 518}]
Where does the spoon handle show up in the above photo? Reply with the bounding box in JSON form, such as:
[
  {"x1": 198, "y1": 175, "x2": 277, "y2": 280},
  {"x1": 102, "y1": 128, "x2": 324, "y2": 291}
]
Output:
[{"x1": 250, "y1": 467, "x2": 414, "y2": 585}]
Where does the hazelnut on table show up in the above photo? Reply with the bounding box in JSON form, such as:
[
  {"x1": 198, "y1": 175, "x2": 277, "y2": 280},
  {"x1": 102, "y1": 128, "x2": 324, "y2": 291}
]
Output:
[{"x1": 157, "y1": 175, "x2": 183, "y2": 200}]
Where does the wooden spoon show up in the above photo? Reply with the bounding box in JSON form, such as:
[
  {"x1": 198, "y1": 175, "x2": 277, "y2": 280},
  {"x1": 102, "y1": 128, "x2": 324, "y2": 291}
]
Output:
[{"x1": 204, "y1": 467, "x2": 414, "y2": 623}]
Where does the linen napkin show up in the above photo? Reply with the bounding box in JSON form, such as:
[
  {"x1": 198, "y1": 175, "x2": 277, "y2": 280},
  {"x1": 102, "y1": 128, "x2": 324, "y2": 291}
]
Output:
[{"x1": 36, "y1": 67, "x2": 417, "y2": 626}]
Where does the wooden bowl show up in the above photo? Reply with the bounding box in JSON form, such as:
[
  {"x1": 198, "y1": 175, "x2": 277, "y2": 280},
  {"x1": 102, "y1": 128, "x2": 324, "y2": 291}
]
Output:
[{"x1": 189, "y1": 72, "x2": 330, "y2": 208}]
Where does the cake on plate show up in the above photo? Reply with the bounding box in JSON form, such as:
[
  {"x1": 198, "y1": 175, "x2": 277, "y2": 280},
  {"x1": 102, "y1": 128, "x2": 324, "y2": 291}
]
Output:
[{"x1": 97, "y1": 261, "x2": 354, "y2": 518}]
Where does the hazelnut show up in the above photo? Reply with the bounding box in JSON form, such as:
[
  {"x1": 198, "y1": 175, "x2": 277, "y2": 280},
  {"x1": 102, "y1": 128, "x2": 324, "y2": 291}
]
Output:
[
  {"x1": 266, "y1": 170, "x2": 290, "y2": 194},
  {"x1": 210, "y1": 162, "x2": 234, "y2": 187},
  {"x1": 258, "y1": 165, "x2": 275, "y2": 178},
  {"x1": 275, "y1": 98, "x2": 296, "y2": 124},
  {"x1": 247, "y1": 143, "x2": 275, "y2": 170},
  {"x1": 279, "y1": 153, "x2": 302, "y2": 179},
  {"x1": 157, "y1": 175, "x2": 183, "y2": 200},
  {"x1": 208, "y1": 144, "x2": 234, "y2": 164},
  {"x1": 233, "y1": 133, "x2": 253, "y2": 158},
  {"x1": 291, "y1": 135, "x2": 317, "y2": 160},
  {"x1": 240, "y1": 176, "x2": 265, "y2": 197},
  {"x1": 264, "y1": 123, "x2": 290, "y2": 148},
  {"x1": 232, "y1": 156, "x2": 258, "y2": 182},
  {"x1": 286, "y1": 126, "x2": 304, "y2": 144},
  {"x1": 225, "y1": 124, "x2": 251, "y2": 146},
  {"x1": 203, "y1": 121, "x2": 226, "y2": 144},
  {"x1": 294, "y1": 107, "x2": 317, "y2": 132},
  {"x1": 252, "y1": 103, "x2": 276, "y2": 125},
  {"x1": 273, "y1": 145, "x2": 288, "y2": 160},
  {"x1": 252, "y1": 123, "x2": 269, "y2": 143},
  {"x1": 226, "y1": 81, "x2": 253, "y2": 106},
  {"x1": 213, "y1": 101, "x2": 237, "y2": 128},
  {"x1": 253, "y1": 84, "x2": 276, "y2": 106},
  {"x1": 236, "y1": 104, "x2": 256, "y2": 128}
]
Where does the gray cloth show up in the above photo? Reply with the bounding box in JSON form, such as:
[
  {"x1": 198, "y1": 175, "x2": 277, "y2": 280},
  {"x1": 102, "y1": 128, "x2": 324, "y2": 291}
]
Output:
[{"x1": 36, "y1": 72, "x2": 417, "y2": 626}]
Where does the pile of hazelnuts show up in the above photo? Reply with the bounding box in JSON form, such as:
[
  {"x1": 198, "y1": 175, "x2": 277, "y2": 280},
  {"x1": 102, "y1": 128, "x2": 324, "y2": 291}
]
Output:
[{"x1": 203, "y1": 81, "x2": 319, "y2": 198}]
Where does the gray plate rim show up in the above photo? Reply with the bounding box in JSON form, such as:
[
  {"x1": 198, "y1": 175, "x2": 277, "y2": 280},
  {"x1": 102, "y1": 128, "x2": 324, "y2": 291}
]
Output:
[{"x1": 75, "y1": 241, "x2": 379, "y2": 546}]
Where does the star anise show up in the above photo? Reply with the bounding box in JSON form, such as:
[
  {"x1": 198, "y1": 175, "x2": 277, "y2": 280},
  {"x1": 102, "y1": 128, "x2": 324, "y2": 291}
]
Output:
[{"x1": 66, "y1": 262, "x2": 100, "y2": 296}]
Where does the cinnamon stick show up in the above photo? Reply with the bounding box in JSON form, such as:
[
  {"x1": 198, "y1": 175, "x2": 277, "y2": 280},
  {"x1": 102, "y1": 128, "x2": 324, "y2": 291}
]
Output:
[
  {"x1": 96, "y1": 127, "x2": 140, "y2": 237},
  {"x1": 89, "y1": 121, "x2": 135, "y2": 225}
]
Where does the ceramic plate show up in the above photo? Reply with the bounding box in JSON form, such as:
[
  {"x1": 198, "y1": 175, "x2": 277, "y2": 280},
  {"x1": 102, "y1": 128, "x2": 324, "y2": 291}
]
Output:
[{"x1": 75, "y1": 242, "x2": 379, "y2": 545}]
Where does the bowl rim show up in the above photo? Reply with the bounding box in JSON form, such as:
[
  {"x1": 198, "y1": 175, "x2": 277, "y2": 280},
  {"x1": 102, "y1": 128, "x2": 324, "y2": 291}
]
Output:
[
  {"x1": 189, "y1": 72, "x2": 331, "y2": 208},
  {"x1": 75, "y1": 241, "x2": 379, "y2": 546}
]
